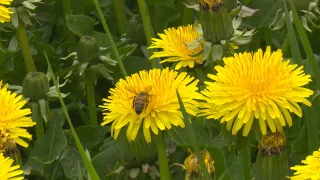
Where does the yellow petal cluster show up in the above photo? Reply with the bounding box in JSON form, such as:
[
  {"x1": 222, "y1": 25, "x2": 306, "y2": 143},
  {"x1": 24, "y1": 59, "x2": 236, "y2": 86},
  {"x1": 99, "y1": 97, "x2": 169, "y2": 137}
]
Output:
[
  {"x1": 289, "y1": 148, "x2": 320, "y2": 180},
  {"x1": 148, "y1": 25, "x2": 203, "y2": 70},
  {"x1": 200, "y1": 47, "x2": 313, "y2": 136},
  {"x1": 100, "y1": 68, "x2": 202, "y2": 143},
  {"x1": 0, "y1": 0, "x2": 13, "y2": 23},
  {"x1": 0, "y1": 81, "x2": 35, "y2": 151},
  {"x1": 0, "y1": 152, "x2": 24, "y2": 180}
]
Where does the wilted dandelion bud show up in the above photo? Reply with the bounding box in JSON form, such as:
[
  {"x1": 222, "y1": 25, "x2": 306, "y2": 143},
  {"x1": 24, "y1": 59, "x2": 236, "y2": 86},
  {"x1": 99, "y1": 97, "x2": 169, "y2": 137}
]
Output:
[
  {"x1": 255, "y1": 132, "x2": 288, "y2": 179},
  {"x1": 22, "y1": 72, "x2": 50, "y2": 102},
  {"x1": 184, "y1": 149, "x2": 215, "y2": 180},
  {"x1": 77, "y1": 36, "x2": 100, "y2": 63},
  {"x1": 199, "y1": 0, "x2": 234, "y2": 43},
  {"x1": 126, "y1": 15, "x2": 147, "y2": 45}
]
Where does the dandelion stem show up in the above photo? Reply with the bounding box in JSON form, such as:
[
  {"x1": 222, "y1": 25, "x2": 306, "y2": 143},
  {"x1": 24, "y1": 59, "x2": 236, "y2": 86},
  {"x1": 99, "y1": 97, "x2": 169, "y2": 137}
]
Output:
[
  {"x1": 85, "y1": 68, "x2": 98, "y2": 126},
  {"x1": 31, "y1": 102, "x2": 44, "y2": 139},
  {"x1": 16, "y1": 21, "x2": 37, "y2": 72},
  {"x1": 137, "y1": 0, "x2": 162, "y2": 69},
  {"x1": 112, "y1": 0, "x2": 126, "y2": 35},
  {"x1": 92, "y1": 0, "x2": 128, "y2": 78},
  {"x1": 45, "y1": 51, "x2": 101, "y2": 180},
  {"x1": 237, "y1": 135, "x2": 252, "y2": 180},
  {"x1": 153, "y1": 133, "x2": 170, "y2": 180},
  {"x1": 176, "y1": 90, "x2": 211, "y2": 179}
]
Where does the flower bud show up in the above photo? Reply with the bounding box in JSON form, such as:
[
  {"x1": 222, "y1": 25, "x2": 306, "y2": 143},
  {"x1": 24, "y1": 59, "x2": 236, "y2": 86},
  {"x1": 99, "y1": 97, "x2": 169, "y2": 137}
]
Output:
[
  {"x1": 77, "y1": 36, "x2": 100, "y2": 63},
  {"x1": 255, "y1": 132, "x2": 288, "y2": 179},
  {"x1": 126, "y1": 15, "x2": 147, "y2": 45},
  {"x1": 22, "y1": 72, "x2": 50, "y2": 102},
  {"x1": 199, "y1": 0, "x2": 234, "y2": 43}
]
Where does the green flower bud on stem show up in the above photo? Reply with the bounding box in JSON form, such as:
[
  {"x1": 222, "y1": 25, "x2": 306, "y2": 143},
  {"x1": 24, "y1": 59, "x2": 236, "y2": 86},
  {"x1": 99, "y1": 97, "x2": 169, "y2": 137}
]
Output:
[
  {"x1": 22, "y1": 72, "x2": 49, "y2": 102},
  {"x1": 126, "y1": 15, "x2": 147, "y2": 45},
  {"x1": 77, "y1": 36, "x2": 100, "y2": 63},
  {"x1": 199, "y1": 0, "x2": 234, "y2": 43},
  {"x1": 255, "y1": 132, "x2": 288, "y2": 180},
  {"x1": 118, "y1": 129, "x2": 158, "y2": 168}
]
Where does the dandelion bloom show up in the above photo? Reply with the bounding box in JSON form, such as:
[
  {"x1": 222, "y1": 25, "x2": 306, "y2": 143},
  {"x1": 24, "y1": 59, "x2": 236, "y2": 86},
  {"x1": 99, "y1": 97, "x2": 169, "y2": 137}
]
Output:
[
  {"x1": 0, "y1": 0, "x2": 13, "y2": 23},
  {"x1": 0, "y1": 152, "x2": 24, "y2": 180},
  {"x1": 200, "y1": 46, "x2": 313, "y2": 136},
  {"x1": 148, "y1": 25, "x2": 203, "y2": 70},
  {"x1": 0, "y1": 81, "x2": 35, "y2": 151},
  {"x1": 100, "y1": 68, "x2": 201, "y2": 143},
  {"x1": 289, "y1": 148, "x2": 320, "y2": 179}
]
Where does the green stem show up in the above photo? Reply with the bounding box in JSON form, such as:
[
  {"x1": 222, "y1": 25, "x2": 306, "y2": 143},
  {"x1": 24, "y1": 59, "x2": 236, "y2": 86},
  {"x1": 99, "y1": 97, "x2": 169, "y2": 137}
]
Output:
[
  {"x1": 153, "y1": 133, "x2": 170, "y2": 180},
  {"x1": 237, "y1": 135, "x2": 252, "y2": 180},
  {"x1": 31, "y1": 102, "x2": 44, "y2": 139},
  {"x1": 62, "y1": 0, "x2": 75, "y2": 44},
  {"x1": 92, "y1": 0, "x2": 128, "y2": 78},
  {"x1": 45, "y1": 52, "x2": 100, "y2": 180},
  {"x1": 281, "y1": 34, "x2": 289, "y2": 56},
  {"x1": 176, "y1": 91, "x2": 211, "y2": 179},
  {"x1": 16, "y1": 21, "x2": 37, "y2": 72},
  {"x1": 112, "y1": 0, "x2": 126, "y2": 35},
  {"x1": 137, "y1": 0, "x2": 161, "y2": 69},
  {"x1": 85, "y1": 68, "x2": 98, "y2": 126},
  {"x1": 182, "y1": 5, "x2": 193, "y2": 25}
]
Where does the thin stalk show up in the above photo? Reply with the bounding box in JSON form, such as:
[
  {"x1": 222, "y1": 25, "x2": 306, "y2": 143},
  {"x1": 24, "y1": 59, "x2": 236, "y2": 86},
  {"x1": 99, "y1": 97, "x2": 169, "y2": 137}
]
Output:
[
  {"x1": 92, "y1": 0, "x2": 128, "y2": 78},
  {"x1": 112, "y1": 0, "x2": 126, "y2": 35},
  {"x1": 176, "y1": 90, "x2": 211, "y2": 179},
  {"x1": 85, "y1": 68, "x2": 98, "y2": 126},
  {"x1": 237, "y1": 135, "x2": 252, "y2": 180},
  {"x1": 16, "y1": 21, "x2": 37, "y2": 72},
  {"x1": 45, "y1": 52, "x2": 100, "y2": 180},
  {"x1": 281, "y1": 34, "x2": 289, "y2": 56},
  {"x1": 61, "y1": 0, "x2": 75, "y2": 44},
  {"x1": 31, "y1": 102, "x2": 44, "y2": 139},
  {"x1": 153, "y1": 133, "x2": 170, "y2": 180},
  {"x1": 137, "y1": 0, "x2": 161, "y2": 69}
]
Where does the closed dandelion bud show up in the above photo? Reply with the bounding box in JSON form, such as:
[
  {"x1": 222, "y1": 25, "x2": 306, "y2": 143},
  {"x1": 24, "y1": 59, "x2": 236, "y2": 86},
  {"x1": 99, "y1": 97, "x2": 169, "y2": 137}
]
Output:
[
  {"x1": 199, "y1": 0, "x2": 234, "y2": 43},
  {"x1": 77, "y1": 36, "x2": 100, "y2": 63},
  {"x1": 126, "y1": 15, "x2": 147, "y2": 45},
  {"x1": 184, "y1": 149, "x2": 215, "y2": 180},
  {"x1": 255, "y1": 132, "x2": 288, "y2": 180},
  {"x1": 22, "y1": 72, "x2": 49, "y2": 102},
  {"x1": 118, "y1": 129, "x2": 158, "y2": 168}
]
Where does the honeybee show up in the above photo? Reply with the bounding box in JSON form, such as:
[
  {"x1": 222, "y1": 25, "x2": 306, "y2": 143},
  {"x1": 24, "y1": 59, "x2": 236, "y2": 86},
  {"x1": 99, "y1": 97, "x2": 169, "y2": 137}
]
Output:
[{"x1": 127, "y1": 86, "x2": 152, "y2": 115}]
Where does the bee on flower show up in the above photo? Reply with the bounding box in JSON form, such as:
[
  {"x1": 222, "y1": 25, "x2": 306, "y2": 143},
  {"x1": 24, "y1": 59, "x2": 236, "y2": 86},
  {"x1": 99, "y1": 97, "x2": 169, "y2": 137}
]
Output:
[{"x1": 100, "y1": 68, "x2": 202, "y2": 143}]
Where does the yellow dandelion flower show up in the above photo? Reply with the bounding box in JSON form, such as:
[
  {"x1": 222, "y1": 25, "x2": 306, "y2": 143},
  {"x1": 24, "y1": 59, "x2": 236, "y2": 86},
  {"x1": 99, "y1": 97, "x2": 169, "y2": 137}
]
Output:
[
  {"x1": 100, "y1": 68, "x2": 202, "y2": 143},
  {"x1": 0, "y1": 0, "x2": 13, "y2": 23},
  {"x1": 0, "y1": 81, "x2": 35, "y2": 151},
  {"x1": 200, "y1": 46, "x2": 313, "y2": 136},
  {"x1": 0, "y1": 152, "x2": 24, "y2": 180},
  {"x1": 148, "y1": 25, "x2": 203, "y2": 70},
  {"x1": 289, "y1": 148, "x2": 320, "y2": 180}
]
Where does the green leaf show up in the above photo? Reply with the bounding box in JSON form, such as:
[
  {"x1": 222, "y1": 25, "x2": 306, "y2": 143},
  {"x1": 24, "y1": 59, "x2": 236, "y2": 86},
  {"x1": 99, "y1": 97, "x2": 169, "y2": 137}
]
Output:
[
  {"x1": 66, "y1": 125, "x2": 110, "y2": 150},
  {"x1": 207, "y1": 147, "x2": 231, "y2": 180},
  {"x1": 30, "y1": 112, "x2": 67, "y2": 164},
  {"x1": 66, "y1": 15, "x2": 95, "y2": 37},
  {"x1": 59, "y1": 146, "x2": 84, "y2": 180},
  {"x1": 92, "y1": 137, "x2": 119, "y2": 178},
  {"x1": 283, "y1": 0, "x2": 302, "y2": 65},
  {"x1": 226, "y1": 154, "x2": 244, "y2": 180}
]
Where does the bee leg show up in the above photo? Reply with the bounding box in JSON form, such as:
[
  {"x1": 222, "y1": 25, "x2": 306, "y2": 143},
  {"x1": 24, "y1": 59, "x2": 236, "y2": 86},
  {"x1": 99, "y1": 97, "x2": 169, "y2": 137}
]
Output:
[{"x1": 144, "y1": 99, "x2": 149, "y2": 114}]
